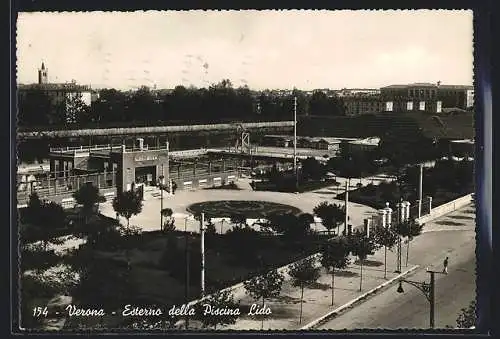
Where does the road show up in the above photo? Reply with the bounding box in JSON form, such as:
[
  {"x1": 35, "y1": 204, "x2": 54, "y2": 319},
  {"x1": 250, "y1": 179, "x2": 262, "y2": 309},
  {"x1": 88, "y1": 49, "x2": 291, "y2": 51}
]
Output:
[{"x1": 317, "y1": 205, "x2": 476, "y2": 330}]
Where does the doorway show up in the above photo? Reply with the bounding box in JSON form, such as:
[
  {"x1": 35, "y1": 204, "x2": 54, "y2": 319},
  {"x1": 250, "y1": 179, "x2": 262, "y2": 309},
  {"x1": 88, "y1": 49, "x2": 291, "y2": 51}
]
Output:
[{"x1": 135, "y1": 166, "x2": 157, "y2": 186}]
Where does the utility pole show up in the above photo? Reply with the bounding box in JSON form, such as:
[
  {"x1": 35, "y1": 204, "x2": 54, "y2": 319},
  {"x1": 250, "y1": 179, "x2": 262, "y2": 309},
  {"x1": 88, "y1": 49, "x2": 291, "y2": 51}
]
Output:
[
  {"x1": 294, "y1": 96, "x2": 298, "y2": 191},
  {"x1": 396, "y1": 199, "x2": 402, "y2": 273},
  {"x1": 344, "y1": 179, "x2": 349, "y2": 235},
  {"x1": 429, "y1": 270, "x2": 435, "y2": 328},
  {"x1": 200, "y1": 212, "x2": 206, "y2": 297},
  {"x1": 418, "y1": 163, "x2": 423, "y2": 218},
  {"x1": 159, "y1": 164, "x2": 164, "y2": 231},
  {"x1": 185, "y1": 216, "x2": 190, "y2": 329}
]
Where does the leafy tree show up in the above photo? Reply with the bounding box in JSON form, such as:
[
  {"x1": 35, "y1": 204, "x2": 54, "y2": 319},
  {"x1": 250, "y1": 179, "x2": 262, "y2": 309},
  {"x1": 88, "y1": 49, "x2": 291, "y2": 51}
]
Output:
[
  {"x1": 288, "y1": 257, "x2": 321, "y2": 324},
  {"x1": 349, "y1": 231, "x2": 379, "y2": 291},
  {"x1": 112, "y1": 190, "x2": 143, "y2": 228},
  {"x1": 456, "y1": 299, "x2": 476, "y2": 328},
  {"x1": 21, "y1": 200, "x2": 66, "y2": 250},
  {"x1": 161, "y1": 208, "x2": 175, "y2": 232},
  {"x1": 265, "y1": 213, "x2": 310, "y2": 239},
  {"x1": 230, "y1": 213, "x2": 247, "y2": 229},
  {"x1": 18, "y1": 88, "x2": 52, "y2": 127},
  {"x1": 320, "y1": 237, "x2": 350, "y2": 305},
  {"x1": 392, "y1": 219, "x2": 423, "y2": 267},
  {"x1": 244, "y1": 269, "x2": 285, "y2": 329},
  {"x1": 20, "y1": 243, "x2": 62, "y2": 272},
  {"x1": 194, "y1": 290, "x2": 240, "y2": 329},
  {"x1": 224, "y1": 227, "x2": 260, "y2": 266},
  {"x1": 313, "y1": 202, "x2": 345, "y2": 235},
  {"x1": 301, "y1": 157, "x2": 326, "y2": 181},
  {"x1": 72, "y1": 257, "x2": 137, "y2": 312},
  {"x1": 65, "y1": 91, "x2": 90, "y2": 124},
  {"x1": 373, "y1": 226, "x2": 399, "y2": 279},
  {"x1": 72, "y1": 183, "x2": 105, "y2": 224}
]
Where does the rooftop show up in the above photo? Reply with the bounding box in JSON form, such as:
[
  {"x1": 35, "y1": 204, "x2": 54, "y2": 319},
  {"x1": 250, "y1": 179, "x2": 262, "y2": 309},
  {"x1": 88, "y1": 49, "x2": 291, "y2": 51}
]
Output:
[{"x1": 381, "y1": 83, "x2": 473, "y2": 90}]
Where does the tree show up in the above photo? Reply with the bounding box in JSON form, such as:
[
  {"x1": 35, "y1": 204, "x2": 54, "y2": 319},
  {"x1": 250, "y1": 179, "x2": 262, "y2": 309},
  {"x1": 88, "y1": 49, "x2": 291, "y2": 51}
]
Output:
[
  {"x1": 161, "y1": 208, "x2": 175, "y2": 232},
  {"x1": 456, "y1": 299, "x2": 476, "y2": 328},
  {"x1": 373, "y1": 226, "x2": 399, "y2": 279},
  {"x1": 265, "y1": 213, "x2": 310, "y2": 240},
  {"x1": 230, "y1": 213, "x2": 247, "y2": 229},
  {"x1": 320, "y1": 237, "x2": 350, "y2": 305},
  {"x1": 301, "y1": 157, "x2": 326, "y2": 181},
  {"x1": 65, "y1": 91, "x2": 90, "y2": 124},
  {"x1": 194, "y1": 290, "x2": 240, "y2": 329},
  {"x1": 244, "y1": 269, "x2": 285, "y2": 329},
  {"x1": 71, "y1": 257, "x2": 137, "y2": 311},
  {"x1": 72, "y1": 183, "x2": 105, "y2": 224},
  {"x1": 288, "y1": 257, "x2": 321, "y2": 324},
  {"x1": 392, "y1": 219, "x2": 423, "y2": 267},
  {"x1": 313, "y1": 202, "x2": 345, "y2": 235},
  {"x1": 21, "y1": 199, "x2": 66, "y2": 250},
  {"x1": 112, "y1": 190, "x2": 143, "y2": 228},
  {"x1": 349, "y1": 231, "x2": 379, "y2": 291}
]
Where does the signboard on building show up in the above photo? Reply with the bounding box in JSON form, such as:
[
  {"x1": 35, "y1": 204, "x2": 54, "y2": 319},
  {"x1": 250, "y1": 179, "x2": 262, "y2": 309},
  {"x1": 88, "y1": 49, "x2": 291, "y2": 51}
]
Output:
[
  {"x1": 134, "y1": 154, "x2": 158, "y2": 162},
  {"x1": 385, "y1": 101, "x2": 393, "y2": 112},
  {"x1": 436, "y1": 101, "x2": 442, "y2": 113},
  {"x1": 419, "y1": 101, "x2": 426, "y2": 111}
]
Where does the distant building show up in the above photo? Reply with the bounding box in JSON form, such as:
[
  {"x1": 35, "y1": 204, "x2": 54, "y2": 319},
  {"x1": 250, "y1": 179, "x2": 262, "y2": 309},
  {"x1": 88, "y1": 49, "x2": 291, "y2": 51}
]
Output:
[
  {"x1": 17, "y1": 62, "x2": 96, "y2": 123},
  {"x1": 335, "y1": 88, "x2": 380, "y2": 97},
  {"x1": 380, "y1": 82, "x2": 474, "y2": 110},
  {"x1": 342, "y1": 137, "x2": 381, "y2": 154},
  {"x1": 343, "y1": 96, "x2": 386, "y2": 116}
]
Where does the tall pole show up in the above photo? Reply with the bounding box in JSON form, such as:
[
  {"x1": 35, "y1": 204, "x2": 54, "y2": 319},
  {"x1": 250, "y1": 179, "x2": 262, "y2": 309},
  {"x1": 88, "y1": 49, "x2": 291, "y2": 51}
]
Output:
[
  {"x1": 418, "y1": 163, "x2": 423, "y2": 218},
  {"x1": 160, "y1": 164, "x2": 164, "y2": 231},
  {"x1": 294, "y1": 96, "x2": 298, "y2": 191},
  {"x1": 185, "y1": 216, "x2": 190, "y2": 329},
  {"x1": 344, "y1": 179, "x2": 349, "y2": 235},
  {"x1": 430, "y1": 271, "x2": 435, "y2": 328},
  {"x1": 200, "y1": 212, "x2": 206, "y2": 297},
  {"x1": 396, "y1": 201, "x2": 402, "y2": 273}
]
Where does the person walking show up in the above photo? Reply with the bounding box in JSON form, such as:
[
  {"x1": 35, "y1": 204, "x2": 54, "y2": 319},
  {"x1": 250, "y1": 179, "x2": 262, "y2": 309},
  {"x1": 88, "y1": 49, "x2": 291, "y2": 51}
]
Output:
[{"x1": 443, "y1": 256, "x2": 449, "y2": 274}]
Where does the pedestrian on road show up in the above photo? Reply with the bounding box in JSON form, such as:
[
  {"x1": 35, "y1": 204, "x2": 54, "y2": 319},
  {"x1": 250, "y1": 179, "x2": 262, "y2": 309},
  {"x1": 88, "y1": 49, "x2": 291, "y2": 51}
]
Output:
[{"x1": 443, "y1": 256, "x2": 449, "y2": 274}]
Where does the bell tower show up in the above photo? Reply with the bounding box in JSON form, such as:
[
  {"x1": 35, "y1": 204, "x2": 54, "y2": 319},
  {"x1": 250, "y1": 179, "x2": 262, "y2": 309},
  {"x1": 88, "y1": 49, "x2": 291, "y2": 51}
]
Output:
[{"x1": 38, "y1": 62, "x2": 48, "y2": 84}]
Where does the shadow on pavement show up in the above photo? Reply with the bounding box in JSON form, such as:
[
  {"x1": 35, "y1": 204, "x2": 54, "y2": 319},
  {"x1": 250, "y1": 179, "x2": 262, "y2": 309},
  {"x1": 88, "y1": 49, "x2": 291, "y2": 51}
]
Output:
[
  {"x1": 306, "y1": 281, "x2": 331, "y2": 291},
  {"x1": 435, "y1": 220, "x2": 465, "y2": 226},
  {"x1": 335, "y1": 270, "x2": 358, "y2": 277},
  {"x1": 272, "y1": 295, "x2": 301, "y2": 304},
  {"x1": 448, "y1": 215, "x2": 474, "y2": 220},
  {"x1": 353, "y1": 259, "x2": 384, "y2": 267}
]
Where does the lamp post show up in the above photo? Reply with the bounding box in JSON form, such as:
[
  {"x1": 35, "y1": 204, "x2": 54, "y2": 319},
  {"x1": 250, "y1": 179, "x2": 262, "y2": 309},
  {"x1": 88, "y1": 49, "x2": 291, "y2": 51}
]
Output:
[
  {"x1": 200, "y1": 212, "x2": 206, "y2": 297},
  {"x1": 293, "y1": 96, "x2": 298, "y2": 192},
  {"x1": 184, "y1": 215, "x2": 190, "y2": 330},
  {"x1": 396, "y1": 269, "x2": 446, "y2": 328},
  {"x1": 159, "y1": 173, "x2": 164, "y2": 231}
]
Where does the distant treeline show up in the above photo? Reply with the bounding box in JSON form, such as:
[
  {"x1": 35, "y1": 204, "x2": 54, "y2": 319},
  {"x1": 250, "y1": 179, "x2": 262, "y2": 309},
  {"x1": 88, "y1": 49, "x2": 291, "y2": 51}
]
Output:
[{"x1": 18, "y1": 79, "x2": 346, "y2": 129}]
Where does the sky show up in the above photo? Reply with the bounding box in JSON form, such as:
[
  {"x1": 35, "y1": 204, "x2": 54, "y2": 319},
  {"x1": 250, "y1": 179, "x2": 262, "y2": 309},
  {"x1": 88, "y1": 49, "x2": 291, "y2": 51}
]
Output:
[{"x1": 16, "y1": 10, "x2": 473, "y2": 91}]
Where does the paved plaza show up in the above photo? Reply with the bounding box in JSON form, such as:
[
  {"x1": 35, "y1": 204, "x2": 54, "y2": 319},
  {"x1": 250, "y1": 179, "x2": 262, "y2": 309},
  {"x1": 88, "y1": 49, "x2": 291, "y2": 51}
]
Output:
[{"x1": 98, "y1": 176, "x2": 390, "y2": 234}]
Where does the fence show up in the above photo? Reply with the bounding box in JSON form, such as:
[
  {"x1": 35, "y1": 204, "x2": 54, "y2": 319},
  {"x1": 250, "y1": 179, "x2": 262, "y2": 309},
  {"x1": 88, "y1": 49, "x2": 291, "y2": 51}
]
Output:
[{"x1": 17, "y1": 172, "x2": 117, "y2": 205}]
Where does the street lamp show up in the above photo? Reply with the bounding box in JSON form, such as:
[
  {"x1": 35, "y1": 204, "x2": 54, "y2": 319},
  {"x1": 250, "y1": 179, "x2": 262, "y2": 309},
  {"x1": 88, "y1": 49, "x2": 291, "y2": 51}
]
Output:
[
  {"x1": 159, "y1": 174, "x2": 164, "y2": 231},
  {"x1": 396, "y1": 269, "x2": 446, "y2": 328}
]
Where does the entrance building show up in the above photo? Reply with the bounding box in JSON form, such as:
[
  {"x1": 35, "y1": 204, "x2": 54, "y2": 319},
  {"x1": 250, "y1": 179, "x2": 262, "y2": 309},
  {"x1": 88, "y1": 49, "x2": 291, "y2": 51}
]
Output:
[{"x1": 48, "y1": 138, "x2": 170, "y2": 193}]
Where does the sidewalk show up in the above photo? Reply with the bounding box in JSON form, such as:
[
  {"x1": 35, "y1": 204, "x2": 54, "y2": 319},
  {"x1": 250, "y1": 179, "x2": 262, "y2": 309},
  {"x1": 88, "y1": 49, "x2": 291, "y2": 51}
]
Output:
[{"x1": 189, "y1": 244, "x2": 418, "y2": 330}]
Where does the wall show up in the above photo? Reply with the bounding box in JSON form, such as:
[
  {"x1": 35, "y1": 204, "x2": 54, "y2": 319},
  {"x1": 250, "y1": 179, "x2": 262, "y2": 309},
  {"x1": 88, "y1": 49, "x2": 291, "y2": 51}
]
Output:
[
  {"x1": 416, "y1": 193, "x2": 474, "y2": 225},
  {"x1": 119, "y1": 149, "x2": 169, "y2": 192},
  {"x1": 176, "y1": 171, "x2": 240, "y2": 190}
]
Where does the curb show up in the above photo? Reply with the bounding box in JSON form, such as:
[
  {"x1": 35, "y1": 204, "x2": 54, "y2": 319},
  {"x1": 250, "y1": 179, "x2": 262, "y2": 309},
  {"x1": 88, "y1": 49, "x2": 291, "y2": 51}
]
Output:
[{"x1": 300, "y1": 265, "x2": 420, "y2": 330}]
